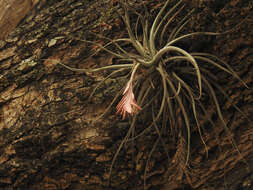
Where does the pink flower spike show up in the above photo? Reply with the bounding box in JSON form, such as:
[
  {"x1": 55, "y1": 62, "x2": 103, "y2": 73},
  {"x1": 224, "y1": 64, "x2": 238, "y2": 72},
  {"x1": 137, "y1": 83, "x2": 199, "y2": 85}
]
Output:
[{"x1": 116, "y1": 81, "x2": 141, "y2": 119}]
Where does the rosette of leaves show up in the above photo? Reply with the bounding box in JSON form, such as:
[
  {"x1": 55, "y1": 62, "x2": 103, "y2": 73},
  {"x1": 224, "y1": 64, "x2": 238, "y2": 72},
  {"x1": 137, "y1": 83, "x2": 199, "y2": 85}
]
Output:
[{"x1": 58, "y1": 0, "x2": 250, "y2": 186}]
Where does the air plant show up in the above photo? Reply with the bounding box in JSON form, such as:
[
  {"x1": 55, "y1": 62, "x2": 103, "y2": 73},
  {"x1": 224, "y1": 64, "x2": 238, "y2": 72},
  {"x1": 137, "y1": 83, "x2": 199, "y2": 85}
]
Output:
[{"x1": 58, "y1": 0, "x2": 250, "y2": 187}]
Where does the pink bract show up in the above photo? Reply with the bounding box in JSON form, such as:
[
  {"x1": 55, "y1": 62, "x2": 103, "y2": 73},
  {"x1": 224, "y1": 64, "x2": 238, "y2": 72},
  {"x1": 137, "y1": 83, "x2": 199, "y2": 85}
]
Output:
[{"x1": 116, "y1": 81, "x2": 141, "y2": 119}]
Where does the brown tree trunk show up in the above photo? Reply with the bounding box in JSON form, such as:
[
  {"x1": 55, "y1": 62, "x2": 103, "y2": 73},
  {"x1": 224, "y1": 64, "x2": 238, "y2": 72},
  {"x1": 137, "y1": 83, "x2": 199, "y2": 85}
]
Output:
[{"x1": 0, "y1": 0, "x2": 252, "y2": 190}]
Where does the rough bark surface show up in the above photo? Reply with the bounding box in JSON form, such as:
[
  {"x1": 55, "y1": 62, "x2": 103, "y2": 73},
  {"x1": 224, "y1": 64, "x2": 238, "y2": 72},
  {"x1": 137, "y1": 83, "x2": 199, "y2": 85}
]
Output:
[{"x1": 0, "y1": 0, "x2": 252, "y2": 190}]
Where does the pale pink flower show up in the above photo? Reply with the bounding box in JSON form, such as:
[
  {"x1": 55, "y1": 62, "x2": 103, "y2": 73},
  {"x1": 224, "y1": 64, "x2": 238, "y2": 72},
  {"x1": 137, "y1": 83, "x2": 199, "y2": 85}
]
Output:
[{"x1": 116, "y1": 81, "x2": 141, "y2": 119}]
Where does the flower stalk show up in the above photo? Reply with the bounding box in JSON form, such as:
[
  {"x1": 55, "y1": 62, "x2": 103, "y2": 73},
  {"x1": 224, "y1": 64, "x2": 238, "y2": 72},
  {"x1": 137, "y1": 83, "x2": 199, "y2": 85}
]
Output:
[{"x1": 116, "y1": 63, "x2": 141, "y2": 119}]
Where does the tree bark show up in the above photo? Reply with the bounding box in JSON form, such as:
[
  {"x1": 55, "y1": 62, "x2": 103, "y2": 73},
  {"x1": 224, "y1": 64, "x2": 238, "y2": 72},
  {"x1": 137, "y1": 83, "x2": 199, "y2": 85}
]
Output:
[{"x1": 0, "y1": 0, "x2": 252, "y2": 190}]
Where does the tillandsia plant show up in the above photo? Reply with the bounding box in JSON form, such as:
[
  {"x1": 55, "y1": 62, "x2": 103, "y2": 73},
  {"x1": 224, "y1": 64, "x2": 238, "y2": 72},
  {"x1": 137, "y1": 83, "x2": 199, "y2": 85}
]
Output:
[{"x1": 57, "y1": 0, "x2": 250, "y2": 186}]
